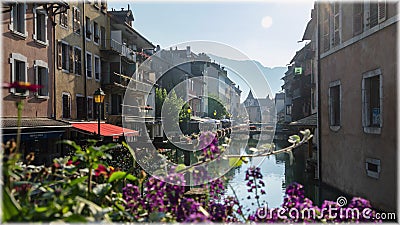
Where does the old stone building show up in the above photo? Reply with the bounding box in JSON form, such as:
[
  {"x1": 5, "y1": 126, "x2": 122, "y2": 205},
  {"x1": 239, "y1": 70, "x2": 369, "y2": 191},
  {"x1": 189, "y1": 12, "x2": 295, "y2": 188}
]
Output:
[
  {"x1": 54, "y1": 1, "x2": 108, "y2": 122},
  {"x1": 316, "y1": 1, "x2": 397, "y2": 211},
  {"x1": 1, "y1": 2, "x2": 70, "y2": 164}
]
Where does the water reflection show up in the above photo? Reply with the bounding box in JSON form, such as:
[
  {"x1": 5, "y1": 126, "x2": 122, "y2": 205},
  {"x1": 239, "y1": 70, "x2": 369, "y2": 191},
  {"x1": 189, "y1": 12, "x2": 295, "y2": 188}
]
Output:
[{"x1": 225, "y1": 138, "x2": 345, "y2": 215}]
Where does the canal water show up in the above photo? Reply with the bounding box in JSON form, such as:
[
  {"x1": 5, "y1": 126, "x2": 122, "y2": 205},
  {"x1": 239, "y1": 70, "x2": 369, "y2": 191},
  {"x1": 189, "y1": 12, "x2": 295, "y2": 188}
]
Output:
[{"x1": 225, "y1": 138, "x2": 346, "y2": 215}]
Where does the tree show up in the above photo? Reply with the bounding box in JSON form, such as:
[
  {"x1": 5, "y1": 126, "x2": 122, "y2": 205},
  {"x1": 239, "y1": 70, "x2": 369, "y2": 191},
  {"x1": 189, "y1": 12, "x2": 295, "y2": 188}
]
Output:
[
  {"x1": 161, "y1": 90, "x2": 191, "y2": 133},
  {"x1": 207, "y1": 95, "x2": 228, "y2": 119},
  {"x1": 155, "y1": 88, "x2": 167, "y2": 118}
]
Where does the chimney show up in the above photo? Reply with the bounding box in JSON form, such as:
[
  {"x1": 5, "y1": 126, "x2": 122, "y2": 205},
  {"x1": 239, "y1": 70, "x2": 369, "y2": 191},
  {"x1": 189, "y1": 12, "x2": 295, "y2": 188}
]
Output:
[
  {"x1": 186, "y1": 46, "x2": 191, "y2": 58},
  {"x1": 121, "y1": 7, "x2": 124, "y2": 11},
  {"x1": 128, "y1": 4, "x2": 130, "y2": 10}
]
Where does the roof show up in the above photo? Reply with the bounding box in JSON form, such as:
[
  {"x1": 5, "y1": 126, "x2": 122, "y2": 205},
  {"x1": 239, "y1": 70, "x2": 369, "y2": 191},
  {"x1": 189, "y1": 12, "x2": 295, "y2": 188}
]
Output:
[
  {"x1": 71, "y1": 123, "x2": 139, "y2": 137},
  {"x1": 302, "y1": 17, "x2": 315, "y2": 41},
  {"x1": 289, "y1": 113, "x2": 317, "y2": 127},
  {"x1": 246, "y1": 90, "x2": 255, "y2": 100},
  {"x1": 1, "y1": 118, "x2": 71, "y2": 129}
]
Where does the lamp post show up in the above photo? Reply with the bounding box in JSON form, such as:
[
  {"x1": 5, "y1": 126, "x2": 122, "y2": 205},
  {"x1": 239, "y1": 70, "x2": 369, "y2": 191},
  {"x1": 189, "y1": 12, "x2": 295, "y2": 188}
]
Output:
[
  {"x1": 93, "y1": 88, "x2": 105, "y2": 138},
  {"x1": 187, "y1": 106, "x2": 191, "y2": 134},
  {"x1": 213, "y1": 110, "x2": 217, "y2": 118}
]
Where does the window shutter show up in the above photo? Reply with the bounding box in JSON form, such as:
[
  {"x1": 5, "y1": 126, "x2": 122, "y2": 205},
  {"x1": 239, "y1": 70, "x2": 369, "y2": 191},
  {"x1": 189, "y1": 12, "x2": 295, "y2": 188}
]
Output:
[
  {"x1": 353, "y1": 3, "x2": 363, "y2": 35},
  {"x1": 333, "y1": 2, "x2": 341, "y2": 46},
  {"x1": 69, "y1": 45, "x2": 74, "y2": 73},
  {"x1": 34, "y1": 65, "x2": 38, "y2": 86},
  {"x1": 57, "y1": 41, "x2": 62, "y2": 69},
  {"x1": 63, "y1": 95, "x2": 67, "y2": 118},
  {"x1": 378, "y1": 0, "x2": 386, "y2": 23},
  {"x1": 44, "y1": 68, "x2": 49, "y2": 96}
]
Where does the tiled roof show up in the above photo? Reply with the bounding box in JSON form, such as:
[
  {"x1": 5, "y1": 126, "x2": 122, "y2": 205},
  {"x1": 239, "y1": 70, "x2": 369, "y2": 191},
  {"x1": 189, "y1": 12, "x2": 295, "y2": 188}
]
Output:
[{"x1": 1, "y1": 118, "x2": 71, "y2": 128}]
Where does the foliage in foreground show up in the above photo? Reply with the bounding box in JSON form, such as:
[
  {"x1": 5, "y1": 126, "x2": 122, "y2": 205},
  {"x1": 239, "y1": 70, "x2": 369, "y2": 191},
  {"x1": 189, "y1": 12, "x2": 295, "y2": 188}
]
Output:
[{"x1": 2, "y1": 131, "x2": 381, "y2": 223}]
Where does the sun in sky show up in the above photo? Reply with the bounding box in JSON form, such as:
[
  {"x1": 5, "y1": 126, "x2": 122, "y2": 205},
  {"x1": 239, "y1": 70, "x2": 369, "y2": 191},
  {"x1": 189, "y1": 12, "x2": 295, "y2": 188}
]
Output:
[{"x1": 261, "y1": 16, "x2": 273, "y2": 29}]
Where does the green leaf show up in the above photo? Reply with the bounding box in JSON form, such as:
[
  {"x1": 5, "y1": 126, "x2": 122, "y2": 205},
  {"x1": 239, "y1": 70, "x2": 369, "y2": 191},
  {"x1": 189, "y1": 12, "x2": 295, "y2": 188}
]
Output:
[
  {"x1": 288, "y1": 135, "x2": 301, "y2": 144},
  {"x1": 64, "y1": 214, "x2": 88, "y2": 222},
  {"x1": 300, "y1": 129, "x2": 311, "y2": 137},
  {"x1": 2, "y1": 188, "x2": 21, "y2": 222},
  {"x1": 108, "y1": 171, "x2": 126, "y2": 183},
  {"x1": 35, "y1": 207, "x2": 49, "y2": 213},
  {"x1": 125, "y1": 174, "x2": 137, "y2": 181},
  {"x1": 229, "y1": 157, "x2": 243, "y2": 167},
  {"x1": 70, "y1": 176, "x2": 88, "y2": 186},
  {"x1": 175, "y1": 164, "x2": 186, "y2": 172}
]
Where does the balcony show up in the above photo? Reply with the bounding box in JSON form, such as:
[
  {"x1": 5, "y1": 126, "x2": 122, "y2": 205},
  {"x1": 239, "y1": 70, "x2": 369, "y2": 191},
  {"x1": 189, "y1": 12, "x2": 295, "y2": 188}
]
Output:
[
  {"x1": 130, "y1": 78, "x2": 153, "y2": 93},
  {"x1": 103, "y1": 72, "x2": 153, "y2": 94},
  {"x1": 108, "y1": 39, "x2": 136, "y2": 62}
]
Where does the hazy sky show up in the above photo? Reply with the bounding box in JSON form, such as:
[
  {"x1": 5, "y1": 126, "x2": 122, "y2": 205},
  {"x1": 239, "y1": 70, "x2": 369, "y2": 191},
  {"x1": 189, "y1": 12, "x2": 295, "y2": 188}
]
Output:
[{"x1": 109, "y1": 1, "x2": 314, "y2": 68}]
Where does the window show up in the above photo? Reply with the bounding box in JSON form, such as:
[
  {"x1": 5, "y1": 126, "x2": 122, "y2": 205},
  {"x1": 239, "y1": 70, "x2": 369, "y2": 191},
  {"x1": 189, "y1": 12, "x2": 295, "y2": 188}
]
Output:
[
  {"x1": 58, "y1": 41, "x2": 71, "y2": 71},
  {"x1": 76, "y1": 95, "x2": 85, "y2": 120},
  {"x1": 353, "y1": 3, "x2": 363, "y2": 35},
  {"x1": 59, "y1": 9, "x2": 68, "y2": 28},
  {"x1": 33, "y1": 6, "x2": 47, "y2": 44},
  {"x1": 362, "y1": 69, "x2": 382, "y2": 134},
  {"x1": 34, "y1": 60, "x2": 48, "y2": 97},
  {"x1": 329, "y1": 80, "x2": 341, "y2": 129},
  {"x1": 85, "y1": 17, "x2": 91, "y2": 40},
  {"x1": 88, "y1": 97, "x2": 93, "y2": 119},
  {"x1": 73, "y1": 7, "x2": 81, "y2": 34},
  {"x1": 368, "y1": 1, "x2": 386, "y2": 29},
  {"x1": 93, "y1": 21, "x2": 99, "y2": 44},
  {"x1": 286, "y1": 105, "x2": 292, "y2": 115},
  {"x1": 111, "y1": 94, "x2": 122, "y2": 115},
  {"x1": 322, "y1": 5, "x2": 330, "y2": 51},
  {"x1": 94, "y1": 55, "x2": 100, "y2": 81},
  {"x1": 9, "y1": 53, "x2": 28, "y2": 95},
  {"x1": 86, "y1": 52, "x2": 92, "y2": 78},
  {"x1": 100, "y1": 26, "x2": 106, "y2": 48},
  {"x1": 366, "y1": 158, "x2": 381, "y2": 179},
  {"x1": 332, "y1": 2, "x2": 341, "y2": 46},
  {"x1": 74, "y1": 47, "x2": 82, "y2": 75},
  {"x1": 9, "y1": 3, "x2": 27, "y2": 37},
  {"x1": 62, "y1": 93, "x2": 71, "y2": 118}
]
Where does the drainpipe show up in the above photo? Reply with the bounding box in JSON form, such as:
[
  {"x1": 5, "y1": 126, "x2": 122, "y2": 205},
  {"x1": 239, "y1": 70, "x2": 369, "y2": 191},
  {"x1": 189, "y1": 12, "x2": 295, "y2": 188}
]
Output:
[
  {"x1": 52, "y1": 19, "x2": 57, "y2": 119},
  {"x1": 316, "y1": 3, "x2": 322, "y2": 181},
  {"x1": 82, "y1": 3, "x2": 88, "y2": 120}
]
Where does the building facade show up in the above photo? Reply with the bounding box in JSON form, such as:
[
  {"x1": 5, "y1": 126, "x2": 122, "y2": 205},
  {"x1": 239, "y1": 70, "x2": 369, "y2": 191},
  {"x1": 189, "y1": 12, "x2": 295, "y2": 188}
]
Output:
[
  {"x1": 243, "y1": 91, "x2": 274, "y2": 124},
  {"x1": 54, "y1": 1, "x2": 108, "y2": 122},
  {"x1": 101, "y1": 8, "x2": 155, "y2": 131},
  {"x1": 2, "y1": 2, "x2": 70, "y2": 164},
  {"x1": 317, "y1": 1, "x2": 397, "y2": 211}
]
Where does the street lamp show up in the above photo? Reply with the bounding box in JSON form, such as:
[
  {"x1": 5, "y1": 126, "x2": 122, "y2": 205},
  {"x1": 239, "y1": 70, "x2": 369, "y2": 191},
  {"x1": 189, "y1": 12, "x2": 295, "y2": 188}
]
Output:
[
  {"x1": 213, "y1": 110, "x2": 217, "y2": 118},
  {"x1": 187, "y1": 106, "x2": 192, "y2": 134},
  {"x1": 93, "y1": 88, "x2": 105, "y2": 138}
]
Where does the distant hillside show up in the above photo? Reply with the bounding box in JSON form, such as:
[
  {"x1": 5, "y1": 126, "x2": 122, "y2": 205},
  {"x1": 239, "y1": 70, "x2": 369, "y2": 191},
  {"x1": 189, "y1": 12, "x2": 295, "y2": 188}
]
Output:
[{"x1": 208, "y1": 54, "x2": 286, "y2": 101}]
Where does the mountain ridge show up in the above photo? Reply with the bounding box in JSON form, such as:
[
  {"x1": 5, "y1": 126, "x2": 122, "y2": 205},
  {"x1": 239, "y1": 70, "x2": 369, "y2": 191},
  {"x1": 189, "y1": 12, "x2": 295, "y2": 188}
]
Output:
[{"x1": 207, "y1": 54, "x2": 286, "y2": 100}]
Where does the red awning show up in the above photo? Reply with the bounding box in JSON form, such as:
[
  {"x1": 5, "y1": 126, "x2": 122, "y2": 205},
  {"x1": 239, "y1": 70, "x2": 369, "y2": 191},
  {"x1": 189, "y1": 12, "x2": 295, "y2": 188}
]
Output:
[{"x1": 71, "y1": 123, "x2": 139, "y2": 137}]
